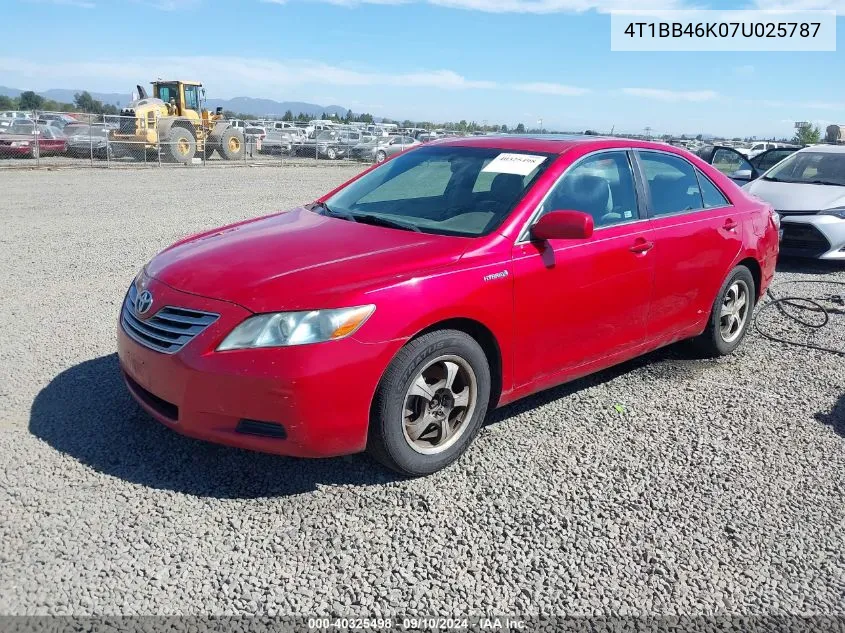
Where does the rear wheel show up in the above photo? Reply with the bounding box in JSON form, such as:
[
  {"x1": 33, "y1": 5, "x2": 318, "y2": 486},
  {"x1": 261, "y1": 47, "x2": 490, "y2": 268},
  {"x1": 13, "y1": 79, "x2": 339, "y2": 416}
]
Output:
[
  {"x1": 326, "y1": 147, "x2": 338, "y2": 160},
  {"x1": 694, "y1": 265, "x2": 755, "y2": 356},
  {"x1": 218, "y1": 129, "x2": 245, "y2": 160},
  {"x1": 376, "y1": 150, "x2": 387, "y2": 163},
  {"x1": 368, "y1": 330, "x2": 491, "y2": 476},
  {"x1": 165, "y1": 126, "x2": 196, "y2": 164}
]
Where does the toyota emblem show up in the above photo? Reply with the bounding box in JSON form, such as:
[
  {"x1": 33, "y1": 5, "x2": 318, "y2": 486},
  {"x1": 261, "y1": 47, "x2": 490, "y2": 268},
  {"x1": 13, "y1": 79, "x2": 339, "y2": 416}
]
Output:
[{"x1": 135, "y1": 290, "x2": 154, "y2": 315}]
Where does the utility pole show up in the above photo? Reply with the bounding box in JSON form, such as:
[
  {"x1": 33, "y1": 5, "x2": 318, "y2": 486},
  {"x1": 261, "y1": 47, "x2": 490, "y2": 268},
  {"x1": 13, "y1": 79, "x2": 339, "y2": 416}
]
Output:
[{"x1": 644, "y1": 126, "x2": 652, "y2": 140}]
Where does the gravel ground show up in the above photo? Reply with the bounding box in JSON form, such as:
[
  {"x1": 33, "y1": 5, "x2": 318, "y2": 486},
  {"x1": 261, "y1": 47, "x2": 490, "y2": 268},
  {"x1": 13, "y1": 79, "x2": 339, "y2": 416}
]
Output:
[{"x1": 0, "y1": 167, "x2": 843, "y2": 618}]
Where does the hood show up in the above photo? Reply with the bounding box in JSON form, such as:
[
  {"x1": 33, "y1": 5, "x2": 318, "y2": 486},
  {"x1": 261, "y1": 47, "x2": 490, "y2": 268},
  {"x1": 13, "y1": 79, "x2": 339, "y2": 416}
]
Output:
[
  {"x1": 744, "y1": 179, "x2": 845, "y2": 211},
  {"x1": 146, "y1": 207, "x2": 470, "y2": 313}
]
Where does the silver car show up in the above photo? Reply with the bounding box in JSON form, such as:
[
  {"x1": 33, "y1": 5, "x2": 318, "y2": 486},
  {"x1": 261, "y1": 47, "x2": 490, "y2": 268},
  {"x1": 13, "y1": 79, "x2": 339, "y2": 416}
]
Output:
[
  {"x1": 744, "y1": 145, "x2": 845, "y2": 260},
  {"x1": 366, "y1": 136, "x2": 420, "y2": 163}
]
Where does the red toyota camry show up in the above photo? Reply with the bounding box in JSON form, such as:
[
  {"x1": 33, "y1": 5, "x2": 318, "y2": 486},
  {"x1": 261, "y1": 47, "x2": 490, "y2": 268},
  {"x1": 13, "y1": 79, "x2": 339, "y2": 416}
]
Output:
[{"x1": 118, "y1": 136, "x2": 779, "y2": 476}]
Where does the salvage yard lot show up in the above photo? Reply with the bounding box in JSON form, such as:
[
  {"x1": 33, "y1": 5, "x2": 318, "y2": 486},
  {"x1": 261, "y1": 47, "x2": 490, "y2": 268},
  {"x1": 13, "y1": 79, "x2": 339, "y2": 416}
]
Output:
[{"x1": 0, "y1": 166, "x2": 843, "y2": 616}]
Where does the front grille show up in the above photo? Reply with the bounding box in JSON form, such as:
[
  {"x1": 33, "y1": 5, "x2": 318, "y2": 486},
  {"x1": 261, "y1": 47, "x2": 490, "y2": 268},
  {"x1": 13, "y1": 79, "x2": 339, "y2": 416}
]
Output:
[
  {"x1": 118, "y1": 110, "x2": 136, "y2": 134},
  {"x1": 777, "y1": 209, "x2": 818, "y2": 217},
  {"x1": 124, "y1": 371, "x2": 178, "y2": 421},
  {"x1": 121, "y1": 284, "x2": 218, "y2": 354},
  {"x1": 780, "y1": 223, "x2": 831, "y2": 257}
]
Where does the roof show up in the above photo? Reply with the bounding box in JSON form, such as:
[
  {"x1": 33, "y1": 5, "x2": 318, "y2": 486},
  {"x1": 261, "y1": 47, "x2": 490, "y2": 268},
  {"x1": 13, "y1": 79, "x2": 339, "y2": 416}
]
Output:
[
  {"x1": 796, "y1": 144, "x2": 845, "y2": 154},
  {"x1": 152, "y1": 80, "x2": 202, "y2": 86},
  {"x1": 431, "y1": 134, "x2": 678, "y2": 155}
]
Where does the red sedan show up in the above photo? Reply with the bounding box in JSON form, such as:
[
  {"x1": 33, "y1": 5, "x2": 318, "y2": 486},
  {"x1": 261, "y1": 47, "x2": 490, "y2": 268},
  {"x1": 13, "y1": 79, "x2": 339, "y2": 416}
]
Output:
[
  {"x1": 118, "y1": 136, "x2": 779, "y2": 476},
  {"x1": 0, "y1": 125, "x2": 67, "y2": 158}
]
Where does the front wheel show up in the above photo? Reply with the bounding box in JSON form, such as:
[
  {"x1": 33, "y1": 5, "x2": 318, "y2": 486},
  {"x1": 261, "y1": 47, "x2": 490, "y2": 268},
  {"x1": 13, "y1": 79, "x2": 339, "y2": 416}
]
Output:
[
  {"x1": 368, "y1": 330, "x2": 491, "y2": 476},
  {"x1": 694, "y1": 265, "x2": 755, "y2": 356},
  {"x1": 376, "y1": 150, "x2": 387, "y2": 163}
]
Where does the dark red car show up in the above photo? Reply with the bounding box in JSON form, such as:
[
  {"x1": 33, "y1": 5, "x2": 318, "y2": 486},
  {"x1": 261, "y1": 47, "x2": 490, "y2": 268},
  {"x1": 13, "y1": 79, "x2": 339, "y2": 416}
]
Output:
[
  {"x1": 0, "y1": 124, "x2": 66, "y2": 158},
  {"x1": 118, "y1": 136, "x2": 779, "y2": 476}
]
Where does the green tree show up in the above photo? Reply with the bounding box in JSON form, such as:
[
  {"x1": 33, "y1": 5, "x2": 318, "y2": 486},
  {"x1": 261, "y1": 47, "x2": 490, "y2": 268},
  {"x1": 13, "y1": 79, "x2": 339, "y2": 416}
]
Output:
[
  {"x1": 19, "y1": 91, "x2": 44, "y2": 110},
  {"x1": 282, "y1": 110, "x2": 293, "y2": 121},
  {"x1": 500, "y1": 124, "x2": 509, "y2": 133},
  {"x1": 515, "y1": 123, "x2": 526, "y2": 134},
  {"x1": 74, "y1": 91, "x2": 100, "y2": 112},
  {"x1": 0, "y1": 95, "x2": 16, "y2": 110},
  {"x1": 793, "y1": 123, "x2": 820, "y2": 145}
]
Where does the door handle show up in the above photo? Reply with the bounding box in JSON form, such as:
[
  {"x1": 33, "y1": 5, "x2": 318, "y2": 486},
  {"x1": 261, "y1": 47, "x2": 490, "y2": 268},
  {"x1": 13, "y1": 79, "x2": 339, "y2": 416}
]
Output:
[
  {"x1": 723, "y1": 218, "x2": 738, "y2": 231},
  {"x1": 629, "y1": 239, "x2": 654, "y2": 254}
]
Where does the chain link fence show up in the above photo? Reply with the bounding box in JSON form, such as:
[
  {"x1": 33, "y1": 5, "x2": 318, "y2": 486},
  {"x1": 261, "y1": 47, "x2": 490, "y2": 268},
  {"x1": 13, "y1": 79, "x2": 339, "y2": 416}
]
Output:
[{"x1": 0, "y1": 110, "x2": 426, "y2": 169}]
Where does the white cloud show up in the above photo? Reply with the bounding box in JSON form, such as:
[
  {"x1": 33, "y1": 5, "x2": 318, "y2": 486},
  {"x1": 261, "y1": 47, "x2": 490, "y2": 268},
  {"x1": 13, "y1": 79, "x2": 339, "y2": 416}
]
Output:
[
  {"x1": 750, "y1": 0, "x2": 845, "y2": 15},
  {"x1": 272, "y1": 0, "x2": 688, "y2": 13},
  {"x1": 0, "y1": 56, "x2": 588, "y2": 97},
  {"x1": 621, "y1": 87, "x2": 718, "y2": 102},
  {"x1": 24, "y1": 0, "x2": 95, "y2": 7},
  {"x1": 511, "y1": 82, "x2": 590, "y2": 96}
]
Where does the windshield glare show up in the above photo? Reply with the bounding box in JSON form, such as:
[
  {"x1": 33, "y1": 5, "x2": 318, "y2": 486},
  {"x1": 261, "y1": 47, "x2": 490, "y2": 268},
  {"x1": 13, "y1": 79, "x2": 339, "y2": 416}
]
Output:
[
  {"x1": 766, "y1": 151, "x2": 845, "y2": 185},
  {"x1": 324, "y1": 146, "x2": 553, "y2": 237}
]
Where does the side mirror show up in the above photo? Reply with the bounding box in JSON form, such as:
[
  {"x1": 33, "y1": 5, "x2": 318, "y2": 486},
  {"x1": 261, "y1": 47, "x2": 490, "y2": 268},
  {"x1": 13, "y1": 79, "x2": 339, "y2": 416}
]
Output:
[
  {"x1": 730, "y1": 169, "x2": 753, "y2": 181},
  {"x1": 531, "y1": 210, "x2": 594, "y2": 241}
]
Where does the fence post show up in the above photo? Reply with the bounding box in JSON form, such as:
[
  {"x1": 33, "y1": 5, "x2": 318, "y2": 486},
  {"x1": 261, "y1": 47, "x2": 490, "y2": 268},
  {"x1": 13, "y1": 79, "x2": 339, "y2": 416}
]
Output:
[
  {"x1": 156, "y1": 115, "x2": 162, "y2": 168},
  {"x1": 89, "y1": 113, "x2": 94, "y2": 167},
  {"x1": 33, "y1": 110, "x2": 40, "y2": 167}
]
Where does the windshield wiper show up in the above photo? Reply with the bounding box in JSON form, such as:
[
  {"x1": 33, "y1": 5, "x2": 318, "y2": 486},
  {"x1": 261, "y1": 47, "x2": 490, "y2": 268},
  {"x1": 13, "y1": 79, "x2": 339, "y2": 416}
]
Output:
[
  {"x1": 310, "y1": 201, "x2": 358, "y2": 222},
  {"x1": 352, "y1": 214, "x2": 422, "y2": 233},
  {"x1": 807, "y1": 179, "x2": 845, "y2": 187}
]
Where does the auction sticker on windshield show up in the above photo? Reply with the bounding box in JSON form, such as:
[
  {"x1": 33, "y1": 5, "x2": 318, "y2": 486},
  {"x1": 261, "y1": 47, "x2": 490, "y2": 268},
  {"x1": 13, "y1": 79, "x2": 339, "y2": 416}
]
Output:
[{"x1": 482, "y1": 153, "x2": 547, "y2": 176}]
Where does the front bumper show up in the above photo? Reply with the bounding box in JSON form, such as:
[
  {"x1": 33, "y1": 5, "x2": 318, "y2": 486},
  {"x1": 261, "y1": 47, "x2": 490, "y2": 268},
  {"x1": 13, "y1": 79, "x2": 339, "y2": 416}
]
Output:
[
  {"x1": 117, "y1": 278, "x2": 402, "y2": 458},
  {"x1": 780, "y1": 215, "x2": 845, "y2": 260}
]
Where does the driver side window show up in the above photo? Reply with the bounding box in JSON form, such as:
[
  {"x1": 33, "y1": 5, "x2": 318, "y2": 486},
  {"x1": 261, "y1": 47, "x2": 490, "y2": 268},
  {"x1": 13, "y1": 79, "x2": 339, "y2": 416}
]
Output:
[{"x1": 540, "y1": 151, "x2": 640, "y2": 228}]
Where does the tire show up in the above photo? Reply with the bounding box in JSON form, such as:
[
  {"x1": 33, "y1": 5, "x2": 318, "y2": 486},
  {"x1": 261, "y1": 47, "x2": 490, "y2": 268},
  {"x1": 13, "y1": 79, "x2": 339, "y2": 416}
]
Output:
[
  {"x1": 326, "y1": 147, "x2": 337, "y2": 160},
  {"x1": 218, "y1": 129, "x2": 245, "y2": 160},
  {"x1": 165, "y1": 126, "x2": 196, "y2": 164},
  {"x1": 694, "y1": 265, "x2": 755, "y2": 357},
  {"x1": 367, "y1": 330, "x2": 491, "y2": 477},
  {"x1": 376, "y1": 150, "x2": 387, "y2": 163}
]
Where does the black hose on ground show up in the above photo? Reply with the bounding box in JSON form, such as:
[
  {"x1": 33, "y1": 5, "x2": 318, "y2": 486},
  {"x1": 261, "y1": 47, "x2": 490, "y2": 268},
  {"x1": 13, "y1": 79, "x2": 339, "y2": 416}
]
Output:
[{"x1": 754, "y1": 279, "x2": 845, "y2": 357}]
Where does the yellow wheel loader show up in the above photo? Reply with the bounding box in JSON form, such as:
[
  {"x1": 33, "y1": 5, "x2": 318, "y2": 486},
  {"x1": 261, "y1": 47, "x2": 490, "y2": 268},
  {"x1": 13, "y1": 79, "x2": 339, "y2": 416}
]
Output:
[{"x1": 109, "y1": 80, "x2": 245, "y2": 164}]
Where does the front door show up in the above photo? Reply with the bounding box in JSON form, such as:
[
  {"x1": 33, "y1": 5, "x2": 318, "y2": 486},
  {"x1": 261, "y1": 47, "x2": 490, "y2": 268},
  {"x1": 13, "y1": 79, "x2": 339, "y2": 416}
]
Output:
[{"x1": 512, "y1": 150, "x2": 656, "y2": 388}]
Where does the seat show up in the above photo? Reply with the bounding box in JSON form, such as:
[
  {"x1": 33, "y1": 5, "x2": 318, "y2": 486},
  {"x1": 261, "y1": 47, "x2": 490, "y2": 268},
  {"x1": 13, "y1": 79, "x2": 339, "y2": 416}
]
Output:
[
  {"x1": 650, "y1": 175, "x2": 692, "y2": 215},
  {"x1": 551, "y1": 174, "x2": 611, "y2": 224},
  {"x1": 489, "y1": 173, "x2": 525, "y2": 205}
]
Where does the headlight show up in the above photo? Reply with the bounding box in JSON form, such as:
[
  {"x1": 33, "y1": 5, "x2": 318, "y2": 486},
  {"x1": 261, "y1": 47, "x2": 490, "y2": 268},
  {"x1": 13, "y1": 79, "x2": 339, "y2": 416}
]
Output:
[
  {"x1": 217, "y1": 305, "x2": 375, "y2": 351},
  {"x1": 818, "y1": 207, "x2": 845, "y2": 219}
]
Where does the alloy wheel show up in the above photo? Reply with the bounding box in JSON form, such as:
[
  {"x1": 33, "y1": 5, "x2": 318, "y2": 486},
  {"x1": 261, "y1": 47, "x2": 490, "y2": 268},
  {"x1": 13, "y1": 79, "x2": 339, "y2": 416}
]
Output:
[
  {"x1": 402, "y1": 355, "x2": 477, "y2": 455},
  {"x1": 719, "y1": 280, "x2": 750, "y2": 343}
]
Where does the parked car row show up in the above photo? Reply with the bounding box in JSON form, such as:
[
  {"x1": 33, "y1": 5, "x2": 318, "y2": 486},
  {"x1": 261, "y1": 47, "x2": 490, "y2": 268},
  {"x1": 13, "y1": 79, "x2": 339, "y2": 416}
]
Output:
[{"x1": 695, "y1": 141, "x2": 844, "y2": 259}]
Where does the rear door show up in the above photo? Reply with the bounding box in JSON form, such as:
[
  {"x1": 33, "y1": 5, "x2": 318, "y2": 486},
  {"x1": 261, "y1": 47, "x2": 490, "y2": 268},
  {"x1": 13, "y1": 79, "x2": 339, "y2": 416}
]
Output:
[
  {"x1": 635, "y1": 150, "x2": 743, "y2": 343},
  {"x1": 511, "y1": 150, "x2": 656, "y2": 387}
]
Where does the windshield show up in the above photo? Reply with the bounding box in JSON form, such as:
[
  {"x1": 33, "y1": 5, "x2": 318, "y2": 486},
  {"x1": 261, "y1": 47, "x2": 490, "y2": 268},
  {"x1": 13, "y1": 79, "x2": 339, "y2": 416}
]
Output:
[
  {"x1": 324, "y1": 146, "x2": 554, "y2": 236},
  {"x1": 68, "y1": 126, "x2": 107, "y2": 137},
  {"x1": 765, "y1": 151, "x2": 845, "y2": 186}
]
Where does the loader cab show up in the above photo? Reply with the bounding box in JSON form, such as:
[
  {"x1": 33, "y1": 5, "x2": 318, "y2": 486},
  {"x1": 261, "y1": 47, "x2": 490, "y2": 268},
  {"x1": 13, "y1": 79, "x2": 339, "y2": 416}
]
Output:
[{"x1": 151, "y1": 80, "x2": 202, "y2": 121}]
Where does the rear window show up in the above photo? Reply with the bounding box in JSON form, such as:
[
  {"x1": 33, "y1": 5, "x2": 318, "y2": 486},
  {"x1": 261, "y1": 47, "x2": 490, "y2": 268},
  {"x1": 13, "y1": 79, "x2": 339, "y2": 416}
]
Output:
[{"x1": 325, "y1": 146, "x2": 554, "y2": 236}]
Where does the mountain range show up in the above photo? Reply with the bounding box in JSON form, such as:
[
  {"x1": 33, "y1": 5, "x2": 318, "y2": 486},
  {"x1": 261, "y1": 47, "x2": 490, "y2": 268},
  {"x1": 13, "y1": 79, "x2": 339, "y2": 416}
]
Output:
[{"x1": 0, "y1": 86, "x2": 349, "y2": 118}]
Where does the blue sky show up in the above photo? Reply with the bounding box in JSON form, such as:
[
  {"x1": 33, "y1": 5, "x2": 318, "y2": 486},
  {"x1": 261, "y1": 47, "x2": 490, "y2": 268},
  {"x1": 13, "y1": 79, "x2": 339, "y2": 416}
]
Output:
[{"x1": 0, "y1": 0, "x2": 843, "y2": 137}]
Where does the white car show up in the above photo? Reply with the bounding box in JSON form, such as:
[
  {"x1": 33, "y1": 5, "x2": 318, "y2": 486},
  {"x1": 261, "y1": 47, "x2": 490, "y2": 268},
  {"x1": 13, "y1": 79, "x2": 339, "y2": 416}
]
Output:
[
  {"x1": 743, "y1": 145, "x2": 845, "y2": 259},
  {"x1": 737, "y1": 141, "x2": 790, "y2": 159}
]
